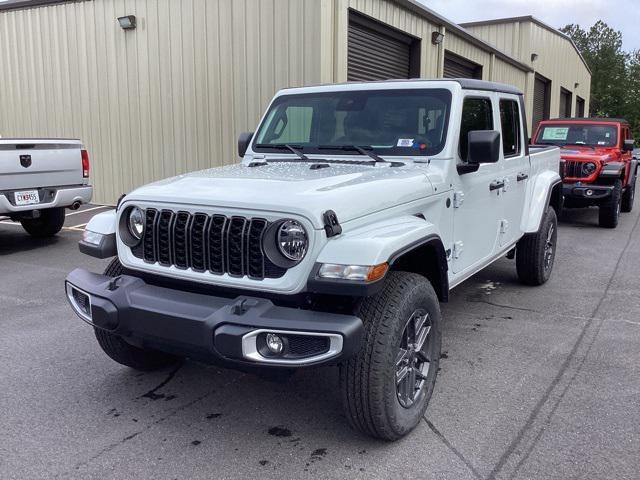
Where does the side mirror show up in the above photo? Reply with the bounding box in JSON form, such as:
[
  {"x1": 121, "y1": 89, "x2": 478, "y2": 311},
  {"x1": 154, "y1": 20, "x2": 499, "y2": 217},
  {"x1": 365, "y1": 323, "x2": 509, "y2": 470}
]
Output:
[
  {"x1": 623, "y1": 139, "x2": 635, "y2": 152},
  {"x1": 238, "y1": 132, "x2": 254, "y2": 158},
  {"x1": 468, "y1": 130, "x2": 501, "y2": 164}
]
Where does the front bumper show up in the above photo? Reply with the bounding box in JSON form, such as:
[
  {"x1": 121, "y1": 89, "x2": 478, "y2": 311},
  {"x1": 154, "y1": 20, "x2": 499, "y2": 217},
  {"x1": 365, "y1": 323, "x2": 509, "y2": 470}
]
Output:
[
  {"x1": 65, "y1": 268, "x2": 364, "y2": 368},
  {"x1": 562, "y1": 183, "x2": 613, "y2": 201},
  {"x1": 0, "y1": 184, "x2": 93, "y2": 214}
]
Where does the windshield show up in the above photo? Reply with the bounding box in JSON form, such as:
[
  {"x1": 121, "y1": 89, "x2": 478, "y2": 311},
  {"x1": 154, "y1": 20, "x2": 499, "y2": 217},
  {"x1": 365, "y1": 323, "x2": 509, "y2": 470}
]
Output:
[
  {"x1": 253, "y1": 89, "x2": 452, "y2": 156},
  {"x1": 536, "y1": 123, "x2": 618, "y2": 147}
]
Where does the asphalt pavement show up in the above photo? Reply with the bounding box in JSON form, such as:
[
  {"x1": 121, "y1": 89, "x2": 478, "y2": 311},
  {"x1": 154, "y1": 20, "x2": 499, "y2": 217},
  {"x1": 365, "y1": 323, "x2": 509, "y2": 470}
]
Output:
[{"x1": 1, "y1": 203, "x2": 638, "y2": 480}]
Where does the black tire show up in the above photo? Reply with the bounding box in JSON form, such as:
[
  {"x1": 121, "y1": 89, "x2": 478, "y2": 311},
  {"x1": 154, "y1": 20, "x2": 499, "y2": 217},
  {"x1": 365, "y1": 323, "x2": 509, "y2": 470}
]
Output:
[
  {"x1": 621, "y1": 178, "x2": 635, "y2": 213},
  {"x1": 599, "y1": 179, "x2": 622, "y2": 228},
  {"x1": 20, "y1": 207, "x2": 65, "y2": 237},
  {"x1": 516, "y1": 207, "x2": 558, "y2": 286},
  {"x1": 94, "y1": 258, "x2": 180, "y2": 371},
  {"x1": 340, "y1": 271, "x2": 442, "y2": 441}
]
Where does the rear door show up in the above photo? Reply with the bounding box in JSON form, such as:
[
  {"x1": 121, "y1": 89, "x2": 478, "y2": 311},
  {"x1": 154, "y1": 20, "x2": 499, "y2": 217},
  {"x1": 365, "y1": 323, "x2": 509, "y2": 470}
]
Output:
[
  {"x1": 452, "y1": 93, "x2": 503, "y2": 274},
  {"x1": 0, "y1": 139, "x2": 83, "y2": 190},
  {"x1": 499, "y1": 96, "x2": 529, "y2": 247}
]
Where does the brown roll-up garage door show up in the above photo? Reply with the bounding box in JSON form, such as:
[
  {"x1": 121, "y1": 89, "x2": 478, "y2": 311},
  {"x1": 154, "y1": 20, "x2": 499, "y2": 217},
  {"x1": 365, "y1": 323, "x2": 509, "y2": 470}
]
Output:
[
  {"x1": 559, "y1": 88, "x2": 572, "y2": 118},
  {"x1": 443, "y1": 51, "x2": 482, "y2": 79},
  {"x1": 347, "y1": 11, "x2": 419, "y2": 81},
  {"x1": 532, "y1": 74, "x2": 550, "y2": 133}
]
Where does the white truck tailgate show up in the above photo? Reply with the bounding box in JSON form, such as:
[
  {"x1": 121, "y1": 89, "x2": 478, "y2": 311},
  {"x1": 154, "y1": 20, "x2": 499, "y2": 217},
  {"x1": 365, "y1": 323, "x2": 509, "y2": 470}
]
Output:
[{"x1": 0, "y1": 138, "x2": 84, "y2": 191}]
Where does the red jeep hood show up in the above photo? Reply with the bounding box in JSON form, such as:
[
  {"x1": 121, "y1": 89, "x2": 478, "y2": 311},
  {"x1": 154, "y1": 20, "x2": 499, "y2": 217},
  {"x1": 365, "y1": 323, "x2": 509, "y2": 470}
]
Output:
[{"x1": 560, "y1": 146, "x2": 616, "y2": 163}]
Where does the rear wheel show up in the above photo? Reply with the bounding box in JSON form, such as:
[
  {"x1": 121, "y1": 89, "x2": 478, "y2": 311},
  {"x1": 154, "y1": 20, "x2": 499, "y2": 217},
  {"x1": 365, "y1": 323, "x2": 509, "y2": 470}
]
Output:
[
  {"x1": 94, "y1": 258, "x2": 180, "y2": 371},
  {"x1": 20, "y1": 207, "x2": 65, "y2": 237},
  {"x1": 340, "y1": 271, "x2": 441, "y2": 441},
  {"x1": 516, "y1": 207, "x2": 557, "y2": 286},
  {"x1": 599, "y1": 179, "x2": 622, "y2": 228},
  {"x1": 621, "y1": 178, "x2": 636, "y2": 213}
]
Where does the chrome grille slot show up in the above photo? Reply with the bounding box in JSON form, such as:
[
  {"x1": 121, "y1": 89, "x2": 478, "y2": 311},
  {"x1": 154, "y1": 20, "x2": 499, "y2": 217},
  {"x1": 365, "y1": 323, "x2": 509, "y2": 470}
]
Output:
[{"x1": 136, "y1": 210, "x2": 286, "y2": 280}]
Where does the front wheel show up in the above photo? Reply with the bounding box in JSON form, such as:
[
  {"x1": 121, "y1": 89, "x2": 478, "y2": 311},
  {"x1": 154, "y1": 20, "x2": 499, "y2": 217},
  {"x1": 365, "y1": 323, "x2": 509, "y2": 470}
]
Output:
[
  {"x1": 340, "y1": 271, "x2": 442, "y2": 441},
  {"x1": 516, "y1": 207, "x2": 558, "y2": 286},
  {"x1": 599, "y1": 179, "x2": 622, "y2": 228},
  {"x1": 20, "y1": 207, "x2": 65, "y2": 237}
]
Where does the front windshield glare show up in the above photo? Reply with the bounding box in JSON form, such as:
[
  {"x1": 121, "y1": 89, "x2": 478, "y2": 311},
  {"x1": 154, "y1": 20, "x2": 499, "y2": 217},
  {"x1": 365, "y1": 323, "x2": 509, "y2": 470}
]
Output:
[
  {"x1": 253, "y1": 89, "x2": 452, "y2": 156},
  {"x1": 536, "y1": 124, "x2": 618, "y2": 147}
]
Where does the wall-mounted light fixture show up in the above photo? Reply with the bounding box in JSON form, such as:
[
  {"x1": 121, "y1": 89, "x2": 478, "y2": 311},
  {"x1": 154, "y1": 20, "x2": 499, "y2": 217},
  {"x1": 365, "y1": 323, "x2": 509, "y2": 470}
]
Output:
[
  {"x1": 118, "y1": 15, "x2": 136, "y2": 30},
  {"x1": 574, "y1": 82, "x2": 579, "y2": 89},
  {"x1": 531, "y1": 53, "x2": 538, "y2": 62},
  {"x1": 431, "y1": 31, "x2": 444, "y2": 45}
]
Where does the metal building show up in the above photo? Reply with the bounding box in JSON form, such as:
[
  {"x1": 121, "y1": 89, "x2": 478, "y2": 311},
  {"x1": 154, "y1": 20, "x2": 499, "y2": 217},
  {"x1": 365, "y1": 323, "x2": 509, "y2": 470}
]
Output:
[
  {"x1": 461, "y1": 16, "x2": 592, "y2": 132},
  {"x1": 0, "y1": 0, "x2": 590, "y2": 204}
]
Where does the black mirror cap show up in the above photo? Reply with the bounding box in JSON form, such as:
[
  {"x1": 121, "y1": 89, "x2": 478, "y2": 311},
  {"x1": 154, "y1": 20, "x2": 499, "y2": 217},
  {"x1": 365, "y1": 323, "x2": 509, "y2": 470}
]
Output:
[
  {"x1": 623, "y1": 139, "x2": 635, "y2": 152},
  {"x1": 238, "y1": 131, "x2": 254, "y2": 158},
  {"x1": 468, "y1": 130, "x2": 501, "y2": 165}
]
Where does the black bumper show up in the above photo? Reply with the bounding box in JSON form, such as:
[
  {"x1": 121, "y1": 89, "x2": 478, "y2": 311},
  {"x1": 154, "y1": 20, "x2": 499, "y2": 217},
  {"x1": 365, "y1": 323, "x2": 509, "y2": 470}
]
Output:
[
  {"x1": 65, "y1": 268, "x2": 364, "y2": 368},
  {"x1": 563, "y1": 183, "x2": 614, "y2": 202}
]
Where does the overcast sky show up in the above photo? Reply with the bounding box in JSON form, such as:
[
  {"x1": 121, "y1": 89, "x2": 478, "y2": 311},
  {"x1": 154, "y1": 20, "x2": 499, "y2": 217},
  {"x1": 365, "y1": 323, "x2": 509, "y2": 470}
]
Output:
[{"x1": 419, "y1": 0, "x2": 640, "y2": 52}]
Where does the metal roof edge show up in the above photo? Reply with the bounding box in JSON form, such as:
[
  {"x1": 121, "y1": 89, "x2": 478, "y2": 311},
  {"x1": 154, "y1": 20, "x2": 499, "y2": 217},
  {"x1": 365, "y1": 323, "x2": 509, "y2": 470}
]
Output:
[
  {"x1": 460, "y1": 15, "x2": 592, "y2": 75},
  {"x1": 392, "y1": 0, "x2": 533, "y2": 73}
]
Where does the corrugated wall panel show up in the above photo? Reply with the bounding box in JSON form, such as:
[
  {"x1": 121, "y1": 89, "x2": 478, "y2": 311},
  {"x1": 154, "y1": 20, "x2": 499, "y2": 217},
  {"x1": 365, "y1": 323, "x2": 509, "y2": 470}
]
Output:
[
  {"x1": 0, "y1": 0, "x2": 323, "y2": 204},
  {"x1": 444, "y1": 33, "x2": 492, "y2": 80},
  {"x1": 492, "y1": 58, "x2": 527, "y2": 93}
]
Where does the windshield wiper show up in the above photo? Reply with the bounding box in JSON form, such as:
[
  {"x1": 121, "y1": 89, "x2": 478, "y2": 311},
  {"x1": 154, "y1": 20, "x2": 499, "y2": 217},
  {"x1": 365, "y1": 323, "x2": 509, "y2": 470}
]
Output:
[
  {"x1": 317, "y1": 144, "x2": 387, "y2": 163},
  {"x1": 254, "y1": 143, "x2": 309, "y2": 160}
]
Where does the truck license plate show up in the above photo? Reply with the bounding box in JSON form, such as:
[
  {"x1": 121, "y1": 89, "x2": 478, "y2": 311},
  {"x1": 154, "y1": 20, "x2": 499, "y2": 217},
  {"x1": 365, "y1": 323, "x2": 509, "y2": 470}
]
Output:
[{"x1": 15, "y1": 190, "x2": 40, "y2": 206}]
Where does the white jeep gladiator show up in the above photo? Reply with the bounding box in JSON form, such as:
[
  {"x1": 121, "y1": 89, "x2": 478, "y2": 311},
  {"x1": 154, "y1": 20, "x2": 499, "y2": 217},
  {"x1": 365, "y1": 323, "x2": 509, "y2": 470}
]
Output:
[
  {"x1": 66, "y1": 79, "x2": 561, "y2": 440},
  {"x1": 0, "y1": 137, "x2": 92, "y2": 237}
]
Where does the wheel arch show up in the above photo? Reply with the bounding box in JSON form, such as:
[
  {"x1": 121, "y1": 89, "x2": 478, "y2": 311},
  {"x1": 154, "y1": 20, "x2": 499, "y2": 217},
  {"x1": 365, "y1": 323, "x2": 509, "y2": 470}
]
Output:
[{"x1": 389, "y1": 236, "x2": 449, "y2": 302}]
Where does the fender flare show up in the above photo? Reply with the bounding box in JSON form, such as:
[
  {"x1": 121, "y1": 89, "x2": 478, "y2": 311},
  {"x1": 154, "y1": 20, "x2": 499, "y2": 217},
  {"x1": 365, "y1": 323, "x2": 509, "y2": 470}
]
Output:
[
  {"x1": 598, "y1": 162, "x2": 626, "y2": 179},
  {"x1": 522, "y1": 171, "x2": 562, "y2": 234},
  {"x1": 309, "y1": 216, "x2": 449, "y2": 300}
]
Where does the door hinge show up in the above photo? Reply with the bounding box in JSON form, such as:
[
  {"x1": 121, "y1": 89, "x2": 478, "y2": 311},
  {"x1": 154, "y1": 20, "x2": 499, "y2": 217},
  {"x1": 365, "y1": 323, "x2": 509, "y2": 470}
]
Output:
[
  {"x1": 500, "y1": 219, "x2": 509, "y2": 234},
  {"x1": 453, "y1": 191, "x2": 465, "y2": 208},
  {"x1": 453, "y1": 241, "x2": 464, "y2": 259}
]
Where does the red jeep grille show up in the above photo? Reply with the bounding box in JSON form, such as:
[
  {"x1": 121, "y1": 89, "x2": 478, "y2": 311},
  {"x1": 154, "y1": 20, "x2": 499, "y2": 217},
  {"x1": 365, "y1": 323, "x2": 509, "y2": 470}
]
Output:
[{"x1": 561, "y1": 160, "x2": 585, "y2": 179}]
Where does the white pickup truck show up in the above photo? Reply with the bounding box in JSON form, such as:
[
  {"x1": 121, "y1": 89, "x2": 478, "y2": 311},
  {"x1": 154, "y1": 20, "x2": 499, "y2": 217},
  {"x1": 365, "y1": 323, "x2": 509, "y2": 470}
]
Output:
[
  {"x1": 66, "y1": 79, "x2": 561, "y2": 440},
  {"x1": 0, "y1": 138, "x2": 93, "y2": 237}
]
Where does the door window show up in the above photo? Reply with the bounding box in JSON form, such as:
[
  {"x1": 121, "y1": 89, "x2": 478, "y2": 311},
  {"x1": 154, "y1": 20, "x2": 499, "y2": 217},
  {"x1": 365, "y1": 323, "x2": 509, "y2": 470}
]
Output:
[
  {"x1": 499, "y1": 99, "x2": 521, "y2": 157},
  {"x1": 459, "y1": 97, "x2": 493, "y2": 161}
]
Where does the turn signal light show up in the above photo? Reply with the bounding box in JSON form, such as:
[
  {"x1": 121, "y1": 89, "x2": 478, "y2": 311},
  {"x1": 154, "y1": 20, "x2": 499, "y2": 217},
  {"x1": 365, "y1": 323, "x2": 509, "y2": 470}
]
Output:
[
  {"x1": 318, "y1": 262, "x2": 389, "y2": 281},
  {"x1": 81, "y1": 149, "x2": 90, "y2": 178}
]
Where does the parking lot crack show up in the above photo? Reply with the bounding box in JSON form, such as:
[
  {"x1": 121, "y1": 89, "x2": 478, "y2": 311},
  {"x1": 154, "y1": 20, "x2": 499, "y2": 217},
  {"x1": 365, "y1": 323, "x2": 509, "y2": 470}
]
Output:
[
  {"x1": 139, "y1": 362, "x2": 184, "y2": 400},
  {"x1": 486, "y1": 212, "x2": 640, "y2": 480},
  {"x1": 466, "y1": 298, "x2": 541, "y2": 314},
  {"x1": 423, "y1": 417, "x2": 484, "y2": 480}
]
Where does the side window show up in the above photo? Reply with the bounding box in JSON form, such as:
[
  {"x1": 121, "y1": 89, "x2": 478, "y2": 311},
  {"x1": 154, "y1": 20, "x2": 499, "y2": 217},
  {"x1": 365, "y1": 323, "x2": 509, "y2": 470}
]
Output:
[
  {"x1": 499, "y1": 99, "x2": 521, "y2": 157},
  {"x1": 459, "y1": 97, "x2": 493, "y2": 161}
]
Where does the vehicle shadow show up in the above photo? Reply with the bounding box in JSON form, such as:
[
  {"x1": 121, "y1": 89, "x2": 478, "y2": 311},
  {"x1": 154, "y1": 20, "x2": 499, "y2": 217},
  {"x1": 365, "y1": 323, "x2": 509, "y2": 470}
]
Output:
[
  {"x1": 0, "y1": 226, "x2": 60, "y2": 255},
  {"x1": 558, "y1": 206, "x2": 600, "y2": 228}
]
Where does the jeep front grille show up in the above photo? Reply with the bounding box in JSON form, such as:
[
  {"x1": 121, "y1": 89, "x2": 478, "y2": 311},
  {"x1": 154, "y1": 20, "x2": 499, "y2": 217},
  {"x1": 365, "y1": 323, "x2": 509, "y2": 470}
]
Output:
[
  {"x1": 137, "y1": 209, "x2": 286, "y2": 280},
  {"x1": 561, "y1": 160, "x2": 585, "y2": 179}
]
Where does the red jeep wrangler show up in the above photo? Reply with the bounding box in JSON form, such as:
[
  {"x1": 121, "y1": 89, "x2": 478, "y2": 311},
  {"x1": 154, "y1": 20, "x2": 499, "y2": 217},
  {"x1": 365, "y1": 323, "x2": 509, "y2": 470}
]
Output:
[{"x1": 533, "y1": 118, "x2": 638, "y2": 228}]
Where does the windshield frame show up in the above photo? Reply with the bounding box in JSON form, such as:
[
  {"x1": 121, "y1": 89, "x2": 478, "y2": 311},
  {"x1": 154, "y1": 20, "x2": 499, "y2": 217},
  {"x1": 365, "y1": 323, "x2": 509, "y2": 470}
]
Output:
[
  {"x1": 535, "y1": 122, "x2": 619, "y2": 148},
  {"x1": 251, "y1": 88, "x2": 453, "y2": 157}
]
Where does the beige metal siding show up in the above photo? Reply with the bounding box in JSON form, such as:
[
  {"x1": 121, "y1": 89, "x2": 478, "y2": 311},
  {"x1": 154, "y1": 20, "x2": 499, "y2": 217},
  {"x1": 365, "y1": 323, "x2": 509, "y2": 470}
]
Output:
[
  {"x1": 0, "y1": 0, "x2": 323, "y2": 204},
  {"x1": 445, "y1": 33, "x2": 491, "y2": 80},
  {"x1": 492, "y1": 58, "x2": 527, "y2": 93}
]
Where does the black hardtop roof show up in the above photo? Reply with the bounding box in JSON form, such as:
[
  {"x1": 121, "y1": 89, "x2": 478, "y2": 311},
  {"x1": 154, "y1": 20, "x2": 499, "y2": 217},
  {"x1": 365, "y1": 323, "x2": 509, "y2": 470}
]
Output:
[{"x1": 542, "y1": 117, "x2": 629, "y2": 125}]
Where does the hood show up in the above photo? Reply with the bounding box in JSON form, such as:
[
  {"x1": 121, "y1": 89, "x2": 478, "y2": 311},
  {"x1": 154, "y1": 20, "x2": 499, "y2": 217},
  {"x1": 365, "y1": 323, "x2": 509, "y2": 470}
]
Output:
[
  {"x1": 560, "y1": 146, "x2": 616, "y2": 163},
  {"x1": 125, "y1": 162, "x2": 434, "y2": 228}
]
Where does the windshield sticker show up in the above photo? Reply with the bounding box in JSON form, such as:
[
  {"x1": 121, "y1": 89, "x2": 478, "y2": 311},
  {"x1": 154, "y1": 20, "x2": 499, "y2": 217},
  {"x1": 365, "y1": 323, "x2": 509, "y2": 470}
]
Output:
[
  {"x1": 397, "y1": 138, "x2": 414, "y2": 147},
  {"x1": 541, "y1": 127, "x2": 569, "y2": 140}
]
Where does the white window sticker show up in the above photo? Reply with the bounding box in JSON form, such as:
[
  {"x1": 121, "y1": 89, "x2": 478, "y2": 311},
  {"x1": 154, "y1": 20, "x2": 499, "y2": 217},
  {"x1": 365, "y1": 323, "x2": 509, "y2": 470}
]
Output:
[
  {"x1": 397, "y1": 138, "x2": 414, "y2": 147},
  {"x1": 541, "y1": 127, "x2": 569, "y2": 141}
]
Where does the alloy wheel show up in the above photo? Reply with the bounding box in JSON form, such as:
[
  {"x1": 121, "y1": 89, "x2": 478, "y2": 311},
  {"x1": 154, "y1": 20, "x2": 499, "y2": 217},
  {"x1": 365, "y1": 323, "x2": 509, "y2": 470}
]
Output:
[{"x1": 396, "y1": 309, "x2": 433, "y2": 408}]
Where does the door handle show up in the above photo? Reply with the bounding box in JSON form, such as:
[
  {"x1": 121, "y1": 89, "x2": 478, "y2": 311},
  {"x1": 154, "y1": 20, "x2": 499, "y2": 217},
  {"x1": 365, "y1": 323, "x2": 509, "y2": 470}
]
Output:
[
  {"x1": 517, "y1": 173, "x2": 529, "y2": 182},
  {"x1": 489, "y1": 180, "x2": 505, "y2": 191}
]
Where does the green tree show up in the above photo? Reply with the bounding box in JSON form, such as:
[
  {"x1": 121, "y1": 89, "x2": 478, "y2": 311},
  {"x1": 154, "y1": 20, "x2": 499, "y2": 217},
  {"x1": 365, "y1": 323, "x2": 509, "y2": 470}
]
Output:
[
  {"x1": 626, "y1": 50, "x2": 640, "y2": 139},
  {"x1": 560, "y1": 21, "x2": 627, "y2": 119}
]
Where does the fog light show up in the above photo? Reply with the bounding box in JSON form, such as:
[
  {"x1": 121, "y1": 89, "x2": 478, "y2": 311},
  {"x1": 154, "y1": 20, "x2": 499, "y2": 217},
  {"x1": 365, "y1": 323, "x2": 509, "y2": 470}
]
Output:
[
  {"x1": 265, "y1": 333, "x2": 284, "y2": 355},
  {"x1": 586, "y1": 189, "x2": 594, "y2": 196}
]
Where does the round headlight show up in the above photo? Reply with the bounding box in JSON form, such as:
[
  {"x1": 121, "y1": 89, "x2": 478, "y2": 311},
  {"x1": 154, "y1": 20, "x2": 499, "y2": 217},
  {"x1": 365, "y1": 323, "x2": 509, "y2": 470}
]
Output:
[
  {"x1": 582, "y1": 162, "x2": 597, "y2": 176},
  {"x1": 277, "y1": 220, "x2": 308, "y2": 261},
  {"x1": 128, "y1": 207, "x2": 145, "y2": 240}
]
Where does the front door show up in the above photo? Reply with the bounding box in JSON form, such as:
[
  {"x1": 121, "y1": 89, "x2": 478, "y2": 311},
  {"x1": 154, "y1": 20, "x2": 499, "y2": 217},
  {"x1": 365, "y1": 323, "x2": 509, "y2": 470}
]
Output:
[
  {"x1": 452, "y1": 94, "x2": 503, "y2": 274},
  {"x1": 499, "y1": 97, "x2": 529, "y2": 247}
]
